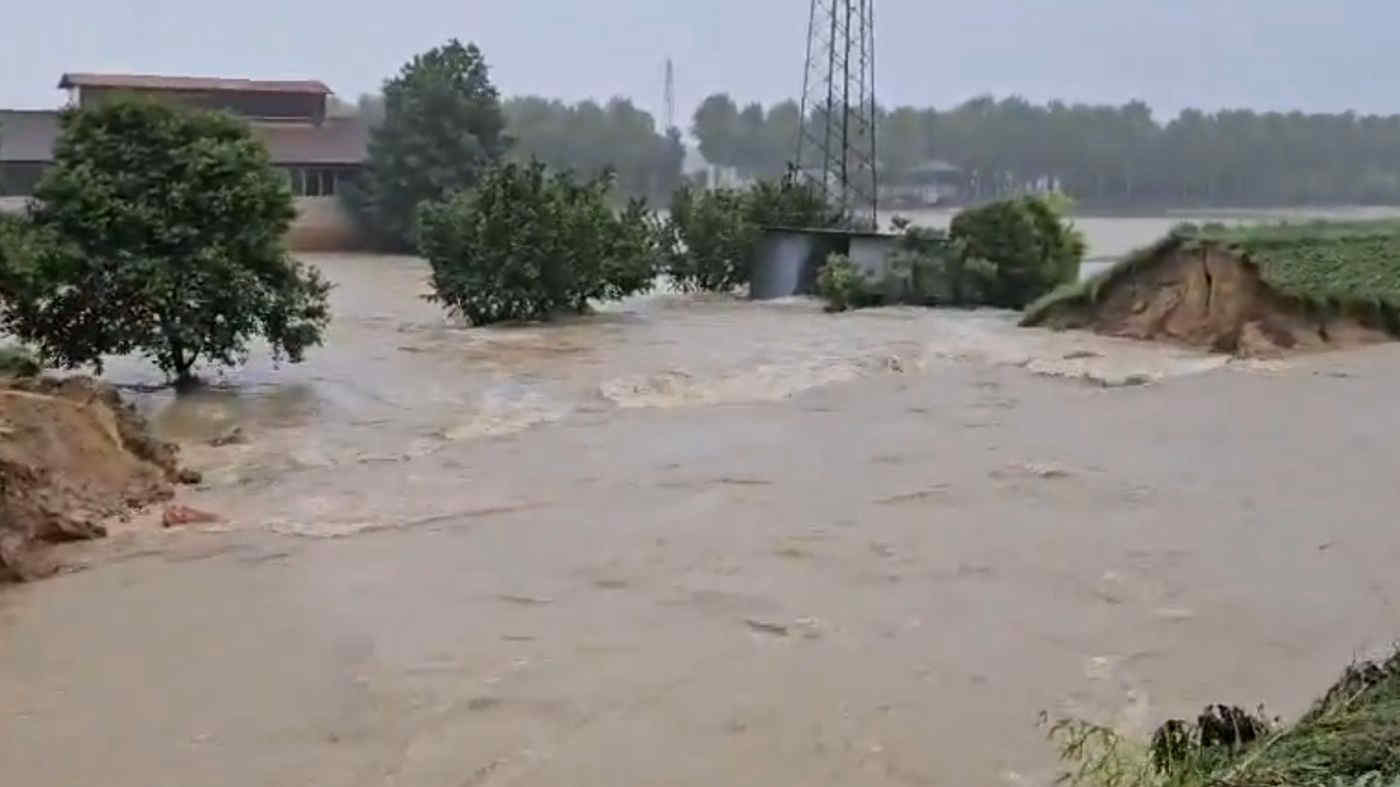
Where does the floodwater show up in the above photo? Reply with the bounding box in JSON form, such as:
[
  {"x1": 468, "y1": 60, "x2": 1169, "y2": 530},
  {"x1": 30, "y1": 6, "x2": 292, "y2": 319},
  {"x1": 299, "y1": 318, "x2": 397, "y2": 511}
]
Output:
[{"x1": 3, "y1": 214, "x2": 1400, "y2": 786}]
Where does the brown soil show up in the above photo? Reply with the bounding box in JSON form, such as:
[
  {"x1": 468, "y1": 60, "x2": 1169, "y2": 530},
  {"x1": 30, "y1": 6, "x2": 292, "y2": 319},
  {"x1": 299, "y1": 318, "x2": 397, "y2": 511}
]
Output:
[
  {"x1": 1037, "y1": 246, "x2": 1393, "y2": 356},
  {"x1": 0, "y1": 377, "x2": 192, "y2": 581}
]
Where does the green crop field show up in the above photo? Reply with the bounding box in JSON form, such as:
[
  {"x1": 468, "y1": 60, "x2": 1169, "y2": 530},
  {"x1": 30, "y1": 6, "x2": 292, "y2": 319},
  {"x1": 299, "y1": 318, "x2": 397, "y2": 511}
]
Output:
[{"x1": 1022, "y1": 220, "x2": 1400, "y2": 328}]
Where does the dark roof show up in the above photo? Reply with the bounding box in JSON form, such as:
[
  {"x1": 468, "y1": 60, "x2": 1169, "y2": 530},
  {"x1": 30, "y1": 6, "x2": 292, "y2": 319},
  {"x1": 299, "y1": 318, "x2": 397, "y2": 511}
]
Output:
[
  {"x1": 0, "y1": 110, "x2": 366, "y2": 165},
  {"x1": 251, "y1": 118, "x2": 367, "y2": 164},
  {"x1": 58, "y1": 73, "x2": 331, "y2": 95},
  {"x1": 761, "y1": 225, "x2": 894, "y2": 239},
  {"x1": 0, "y1": 110, "x2": 60, "y2": 161}
]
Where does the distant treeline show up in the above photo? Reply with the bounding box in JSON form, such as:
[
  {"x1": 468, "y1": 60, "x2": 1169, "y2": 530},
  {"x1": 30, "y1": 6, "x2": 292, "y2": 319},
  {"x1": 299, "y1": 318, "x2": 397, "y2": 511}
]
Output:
[
  {"x1": 339, "y1": 89, "x2": 1400, "y2": 208},
  {"x1": 344, "y1": 93, "x2": 685, "y2": 204},
  {"x1": 693, "y1": 93, "x2": 1400, "y2": 208}
]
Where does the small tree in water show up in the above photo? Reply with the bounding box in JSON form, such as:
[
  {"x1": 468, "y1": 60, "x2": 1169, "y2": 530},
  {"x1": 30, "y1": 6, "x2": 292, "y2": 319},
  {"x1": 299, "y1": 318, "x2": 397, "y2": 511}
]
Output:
[
  {"x1": 418, "y1": 160, "x2": 660, "y2": 325},
  {"x1": 1, "y1": 100, "x2": 331, "y2": 388}
]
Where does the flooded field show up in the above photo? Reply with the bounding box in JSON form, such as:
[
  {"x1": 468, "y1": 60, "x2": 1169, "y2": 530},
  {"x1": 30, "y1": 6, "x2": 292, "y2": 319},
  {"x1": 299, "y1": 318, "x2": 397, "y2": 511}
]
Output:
[
  {"x1": 94, "y1": 252, "x2": 1226, "y2": 535},
  {"x1": 3, "y1": 229, "x2": 1400, "y2": 785}
]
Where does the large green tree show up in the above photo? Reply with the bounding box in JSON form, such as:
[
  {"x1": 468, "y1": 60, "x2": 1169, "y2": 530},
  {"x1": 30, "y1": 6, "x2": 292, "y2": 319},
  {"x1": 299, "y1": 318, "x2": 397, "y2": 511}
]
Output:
[
  {"x1": 350, "y1": 39, "x2": 507, "y2": 248},
  {"x1": 0, "y1": 100, "x2": 330, "y2": 387}
]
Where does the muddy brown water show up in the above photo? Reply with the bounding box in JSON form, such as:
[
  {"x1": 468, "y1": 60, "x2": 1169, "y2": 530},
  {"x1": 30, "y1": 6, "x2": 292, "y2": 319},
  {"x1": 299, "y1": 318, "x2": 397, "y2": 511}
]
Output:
[{"x1": 3, "y1": 214, "x2": 1400, "y2": 785}]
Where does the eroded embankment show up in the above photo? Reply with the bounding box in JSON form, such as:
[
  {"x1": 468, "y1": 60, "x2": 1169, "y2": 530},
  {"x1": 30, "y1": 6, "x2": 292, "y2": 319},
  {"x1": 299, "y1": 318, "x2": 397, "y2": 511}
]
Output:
[
  {"x1": 0, "y1": 377, "x2": 192, "y2": 580},
  {"x1": 1024, "y1": 238, "x2": 1397, "y2": 356}
]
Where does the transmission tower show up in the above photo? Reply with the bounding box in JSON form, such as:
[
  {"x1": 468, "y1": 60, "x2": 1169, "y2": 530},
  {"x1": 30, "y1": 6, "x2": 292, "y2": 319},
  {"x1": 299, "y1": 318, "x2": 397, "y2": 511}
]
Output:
[
  {"x1": 796, "y1": 0, "x2": 878, "y2": 226},
  {"x1": 663, "y1": 58, "x2": 677, "y2": 131}
]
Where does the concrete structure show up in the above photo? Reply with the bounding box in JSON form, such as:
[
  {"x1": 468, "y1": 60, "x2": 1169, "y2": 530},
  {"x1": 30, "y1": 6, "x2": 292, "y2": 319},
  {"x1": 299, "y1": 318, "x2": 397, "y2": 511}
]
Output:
[
  {"x1": 750, "y1": 226, "x2": 898, "y2": 300},
  {"x1": 882, "y1": 159, "x2": 964, "y2": 208},
  {"x1": 0, "y1": 73, "x2": 368, "y2": 249}
]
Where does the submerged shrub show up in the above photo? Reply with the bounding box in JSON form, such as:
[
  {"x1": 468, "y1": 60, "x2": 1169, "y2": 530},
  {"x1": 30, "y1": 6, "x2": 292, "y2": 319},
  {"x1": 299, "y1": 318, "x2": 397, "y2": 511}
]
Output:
[
  {"x1": 418, "y1": 160, "x2": 661, "y2": 325},
  {"x1": 665, "y1": 172, "x2": 836, "y2": 293},
  {"x1": 0, "y1": 343, "x2": 39, "y2": 377},
  {"x1": 815, "y1": 253, "x2": 875, "y2": 312},
  {"x1": 815, "y1": 196, "x2": 1084, "y2": 314},
  {"x1": 948, "y1": 194, "x2": 1086, "y2": 308}
]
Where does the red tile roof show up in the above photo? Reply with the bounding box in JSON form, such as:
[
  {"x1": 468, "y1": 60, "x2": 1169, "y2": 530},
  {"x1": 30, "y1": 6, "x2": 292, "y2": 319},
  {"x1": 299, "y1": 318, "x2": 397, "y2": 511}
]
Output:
[{"x1": 58, "y1": 73, "x2": 331, "y2": 95}]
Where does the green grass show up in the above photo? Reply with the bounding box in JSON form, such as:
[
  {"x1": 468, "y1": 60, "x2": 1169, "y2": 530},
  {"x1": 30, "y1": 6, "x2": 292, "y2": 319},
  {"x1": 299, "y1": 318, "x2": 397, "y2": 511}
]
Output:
[
  {"x1": 1046, "y1": 650, "x2": 1400, "y2": 787},
  {"x1": 1021, "y1": 219, "x2": 1400, "y2": 328}
]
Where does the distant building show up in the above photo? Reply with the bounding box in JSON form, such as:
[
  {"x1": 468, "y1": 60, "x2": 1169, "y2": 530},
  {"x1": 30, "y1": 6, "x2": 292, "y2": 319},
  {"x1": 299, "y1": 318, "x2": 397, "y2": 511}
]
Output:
[
  {"x1": 882, "y1": 159, "x2": 965, "y2": 207},
  {"x1": 1, "y1": 73, "x2": 370, "y2": 249}
]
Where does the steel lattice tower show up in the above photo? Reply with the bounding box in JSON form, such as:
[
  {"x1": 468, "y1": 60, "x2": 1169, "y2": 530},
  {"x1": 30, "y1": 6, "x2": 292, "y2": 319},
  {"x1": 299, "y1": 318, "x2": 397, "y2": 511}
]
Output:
[{"x1": 796, "y1": 0, "x2": 877, "y2": 226}]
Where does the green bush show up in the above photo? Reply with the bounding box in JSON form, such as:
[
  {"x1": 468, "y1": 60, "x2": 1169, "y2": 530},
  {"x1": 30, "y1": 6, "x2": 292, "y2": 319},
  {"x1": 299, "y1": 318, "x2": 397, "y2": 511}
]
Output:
[
  {"x1": 0, "y1": 100, "x2": 331, "y2": 386},
  {"x1": 418, "y1": 160, "x2": 661, "y2": 325},
  {"x1": 814, "y1": 254, "x2": 875, "y2": 312},
  {"x1": 815, "y1": 196, "x2": 1083, "y2": 314},
  {"x1": 664, "y1": 172, "x2": 835, "y2": 293},
  {"x1": 812, "y1": 223, "x2": 1000, "y2": 313},
  {"x1": 948, "y1": 194, "x2": 1086, "y2": 308}
]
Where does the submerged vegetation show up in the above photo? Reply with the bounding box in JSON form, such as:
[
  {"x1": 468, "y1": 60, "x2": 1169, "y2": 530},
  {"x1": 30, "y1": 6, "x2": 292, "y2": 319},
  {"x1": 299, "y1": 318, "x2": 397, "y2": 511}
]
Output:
[
  {"x1": 418, "y1": 163, "x2": 839, "y2": 323},
  {"x1": 1046, "y1": 650, "x2": 1400, "y2": 787},
  {"x1": 0, "y1": 100, "x2": 330, "y2": 387},
  {"x1": 1022, "y1": 219, "x2": 1400, "y2": 330},
  {"x1": 662, "y1": 172, "x2": 836, "y2": 293},
  {"x1": 814, "y1": 194, "x2": 1085, "y2": 312},
  {"x1": 0, "y1": 343, "x2": 39, "y2": 377},
  {"x1": 418, "y1": 161, "x2": 660, "y2": 325}
]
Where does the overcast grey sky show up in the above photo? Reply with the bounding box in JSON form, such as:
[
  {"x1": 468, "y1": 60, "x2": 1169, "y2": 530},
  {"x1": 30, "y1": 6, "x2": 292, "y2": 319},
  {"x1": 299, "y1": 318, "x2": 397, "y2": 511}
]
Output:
[{"x1": 1, "y1": 0, "x2": 1395, "y2": 123}]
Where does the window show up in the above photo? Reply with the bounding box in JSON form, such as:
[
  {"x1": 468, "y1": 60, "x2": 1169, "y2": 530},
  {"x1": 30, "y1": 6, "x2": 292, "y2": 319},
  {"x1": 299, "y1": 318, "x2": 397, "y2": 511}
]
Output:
[{"x1": 286, "y1": 168, "x2": 338, "y2": 197}]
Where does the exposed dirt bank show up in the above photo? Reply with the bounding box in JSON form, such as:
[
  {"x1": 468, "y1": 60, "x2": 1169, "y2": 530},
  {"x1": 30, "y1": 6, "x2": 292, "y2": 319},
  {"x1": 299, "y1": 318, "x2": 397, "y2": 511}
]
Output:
[
  {"x1": 0, "y1": 377, "x2": 191, "y2": 581},
  {"x1": 1024, "y1": 243, "x2": 1395, "y2": 357}
]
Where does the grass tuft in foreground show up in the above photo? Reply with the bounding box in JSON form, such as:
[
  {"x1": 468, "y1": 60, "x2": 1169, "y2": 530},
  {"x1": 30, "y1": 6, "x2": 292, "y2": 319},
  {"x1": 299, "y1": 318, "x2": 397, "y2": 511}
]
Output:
[{"x1": 1045, "y1": 649, "x2": 1400, "y2": 787}]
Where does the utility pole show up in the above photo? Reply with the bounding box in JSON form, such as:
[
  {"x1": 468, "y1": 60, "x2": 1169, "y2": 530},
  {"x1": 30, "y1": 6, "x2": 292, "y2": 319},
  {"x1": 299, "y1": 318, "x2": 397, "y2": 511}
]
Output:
[{"x1": 664, "y1": 58, "x2": 677, "y2": 132}]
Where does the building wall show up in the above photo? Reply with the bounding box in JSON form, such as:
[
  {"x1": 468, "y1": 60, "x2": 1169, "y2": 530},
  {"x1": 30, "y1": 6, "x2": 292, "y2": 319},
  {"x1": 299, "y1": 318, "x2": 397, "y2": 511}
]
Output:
[
  {"x1": 0, "y1": 163, "x2": 47, "y2": 197},
  {"x1": 286, "y1": 196, "x2": 364, "y2": 251},
  {"x1": 849, "y1": 236, "x2": 897, "y2": 279},
  {"x1": 0, "y1": 193, "x2": 362, "y2": 251}
]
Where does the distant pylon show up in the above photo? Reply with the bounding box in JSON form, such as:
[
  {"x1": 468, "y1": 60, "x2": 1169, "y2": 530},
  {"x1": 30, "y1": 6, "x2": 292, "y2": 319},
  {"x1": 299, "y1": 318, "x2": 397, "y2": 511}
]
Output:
[
  {"x1": 796, "y1": 0, "x2": 878, "y2": 226},
  {"x1": 664, "y1": 58, "x2": 677, "y2": 131}
]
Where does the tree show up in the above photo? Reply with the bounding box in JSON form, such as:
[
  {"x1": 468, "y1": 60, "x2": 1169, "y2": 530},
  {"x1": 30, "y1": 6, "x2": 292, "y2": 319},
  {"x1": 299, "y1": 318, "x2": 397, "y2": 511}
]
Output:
[
  {"x1": 349, "y1": 39, "x2": 508, "y2": 248},
  {"x1": 504, "y1": 96, "x2": 686, "y2": 203},
  {"x1": 703, "y1": 92, "x2": 1400, "y2": 208},
  {"x1": 692, "y1": 94, "x2": 740, "y2": 170},
  {"x1": 418, "y1": 160, "x2": 660, "y2": 325},
  {"x1": 0, "y1": 100, "x2": 330, "y2": 387}
]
